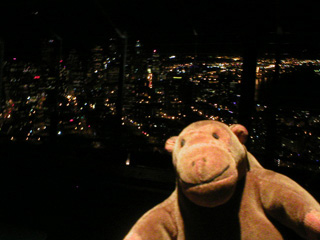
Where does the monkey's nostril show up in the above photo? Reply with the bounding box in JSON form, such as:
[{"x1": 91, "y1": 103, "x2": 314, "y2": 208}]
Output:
[{"x1": 191, "y1": 159, "x2": 206, "y2": 167}]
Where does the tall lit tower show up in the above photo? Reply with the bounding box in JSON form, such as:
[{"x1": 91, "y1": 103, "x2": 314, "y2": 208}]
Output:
[
  {"x1": 151, "y1": 49, "x2": 160, "y2": 83},
  {"x1": 65, "y1": 49, "x2": 85, "y2": 94},
  {"x1": 87, "y1": 46, "x2": 107, "y2": 92},
  {"x1": 135, "y1": 40, "x2": 141, "y2": 55}
]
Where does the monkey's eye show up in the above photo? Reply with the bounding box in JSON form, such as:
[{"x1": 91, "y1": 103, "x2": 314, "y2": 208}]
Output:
[
  {"x1": 213, "y1": 133, "x2": 219, "y2": 139},
  {"x1": 181, "y1": 139, "x2": 186, "y2": 147}
]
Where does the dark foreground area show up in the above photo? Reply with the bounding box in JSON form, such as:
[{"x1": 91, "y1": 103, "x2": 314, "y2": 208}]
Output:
[
  {"x1": 0, "y1": 141, "x2": 175, "y2": 240},
  {"x1": 0, "y1": 140, "x2": 319, "y2": 240}
]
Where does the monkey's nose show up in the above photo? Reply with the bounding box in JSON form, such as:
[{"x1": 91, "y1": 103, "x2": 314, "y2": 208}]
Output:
[{"x1": 191, "y1": 158, "x2": 207, "y2": 167}]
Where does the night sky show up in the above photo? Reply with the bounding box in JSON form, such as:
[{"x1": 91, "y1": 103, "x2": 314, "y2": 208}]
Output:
[{"x1": 1, "y1": 0, "x2": 320, "y2": 57}]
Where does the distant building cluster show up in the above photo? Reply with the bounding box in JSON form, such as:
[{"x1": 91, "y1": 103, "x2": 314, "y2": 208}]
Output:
[{"x1": 0, "y1": 37, "x2": 320, "y2": 172}]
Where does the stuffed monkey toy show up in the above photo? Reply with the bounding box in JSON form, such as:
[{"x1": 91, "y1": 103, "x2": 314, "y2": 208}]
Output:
[{"x1": 124, "y1": 120, "x2": 320, "y2": 240}]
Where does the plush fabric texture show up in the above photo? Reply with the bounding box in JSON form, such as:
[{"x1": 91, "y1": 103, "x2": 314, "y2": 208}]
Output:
[{"x1": 124, "y1": 120, "x2": 320, "y2": 240}]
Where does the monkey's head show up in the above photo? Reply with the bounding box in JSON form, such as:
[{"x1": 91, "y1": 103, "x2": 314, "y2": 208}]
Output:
[{"x1": 165, "y1": 120, "x2": 249, "y2": 208}]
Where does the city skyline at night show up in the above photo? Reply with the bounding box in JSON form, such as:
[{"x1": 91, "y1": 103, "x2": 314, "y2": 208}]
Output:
[{"x1": 1, "y1": 35, "x2": 320, "y2": 173}]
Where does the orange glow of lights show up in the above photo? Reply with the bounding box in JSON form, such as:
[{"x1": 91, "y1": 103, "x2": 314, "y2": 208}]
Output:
[{"x1": 147, "y1": 73, "x2": 153, "y2": 88}]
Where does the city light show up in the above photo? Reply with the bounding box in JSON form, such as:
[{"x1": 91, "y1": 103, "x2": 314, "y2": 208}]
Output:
[{"x1": 0, "y1": 42, "x2": 319, "y2": 174}]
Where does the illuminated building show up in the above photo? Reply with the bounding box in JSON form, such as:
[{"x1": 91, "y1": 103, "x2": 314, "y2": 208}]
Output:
[
  {"x1": 65, "y1": 49, "x2": 86, "y2": 94},
  {"x1": 151, "y1": 49, "x2": 160, "y2": 83},
  {"x1": 135, "y1": 40, "x2": 141, "y2": 55}
]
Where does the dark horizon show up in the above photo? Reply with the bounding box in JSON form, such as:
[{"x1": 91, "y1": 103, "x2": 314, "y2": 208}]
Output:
[{"x1": 1, "y1": 0, "x2": 320, "y2": 60}]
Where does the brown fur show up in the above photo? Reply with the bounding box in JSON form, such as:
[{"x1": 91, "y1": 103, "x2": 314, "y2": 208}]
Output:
[{"x1": 124, "y1": 120, "x2": 320, "y2": 239}]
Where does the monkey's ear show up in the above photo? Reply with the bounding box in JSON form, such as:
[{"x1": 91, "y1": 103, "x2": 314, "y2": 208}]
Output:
[
  {"x1": 230, "y1": 124, "x2": 248, "y2": 144},
  {"x1": 165, "y1": 136, "x2": 178, "y2": 153}
]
